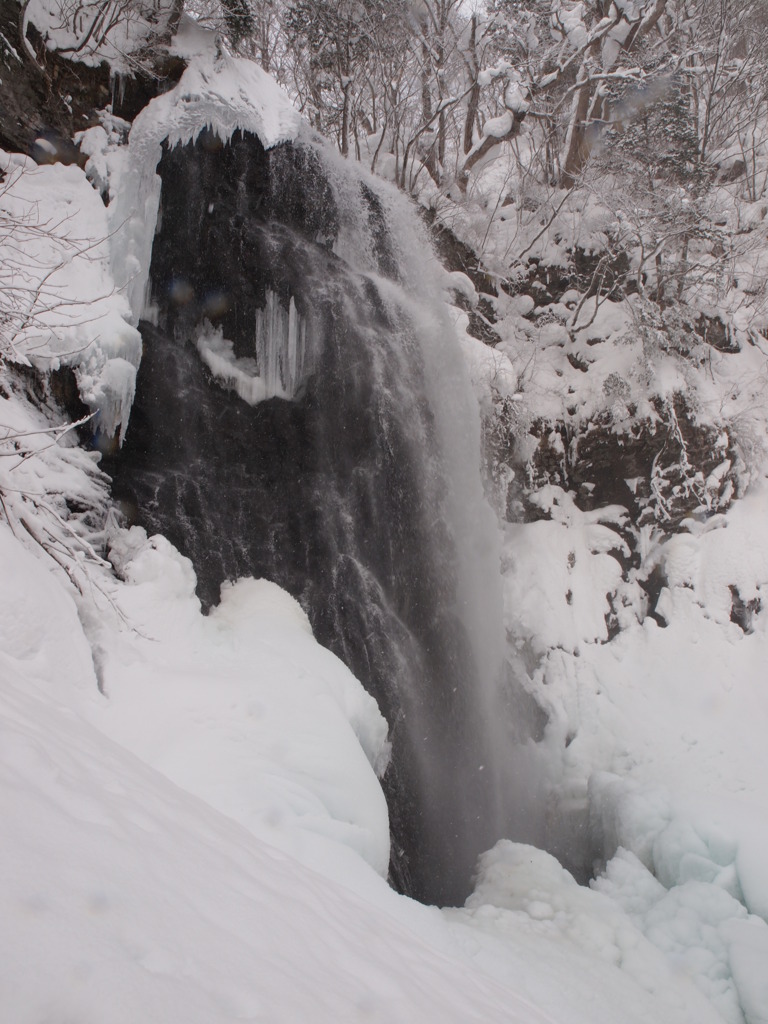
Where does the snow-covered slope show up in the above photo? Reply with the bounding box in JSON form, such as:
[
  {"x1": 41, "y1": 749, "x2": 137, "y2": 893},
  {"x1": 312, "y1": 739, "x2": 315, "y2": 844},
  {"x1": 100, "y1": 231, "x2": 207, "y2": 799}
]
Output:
[{"x1": 0, "y1": 509, "x2": 728, "y2": 1024}]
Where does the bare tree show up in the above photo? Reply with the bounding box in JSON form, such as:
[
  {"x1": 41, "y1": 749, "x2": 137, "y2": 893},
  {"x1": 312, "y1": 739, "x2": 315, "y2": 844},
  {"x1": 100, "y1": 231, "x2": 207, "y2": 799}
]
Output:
[{"x1": 0, "y1": 161, "x2": 115, "y2": 592}]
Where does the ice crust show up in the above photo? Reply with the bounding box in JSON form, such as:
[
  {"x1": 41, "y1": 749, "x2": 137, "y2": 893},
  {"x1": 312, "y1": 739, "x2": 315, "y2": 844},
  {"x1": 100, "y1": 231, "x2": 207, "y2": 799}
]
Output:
[{"x1": 195, "y1": 292, "x2": 310, "y2": 405}]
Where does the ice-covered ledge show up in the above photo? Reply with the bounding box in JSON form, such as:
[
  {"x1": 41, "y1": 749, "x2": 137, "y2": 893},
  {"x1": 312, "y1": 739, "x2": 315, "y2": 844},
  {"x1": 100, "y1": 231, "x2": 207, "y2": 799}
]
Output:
[{"x1": 106, "y1": 19, "x2": 303, "y2": 326}]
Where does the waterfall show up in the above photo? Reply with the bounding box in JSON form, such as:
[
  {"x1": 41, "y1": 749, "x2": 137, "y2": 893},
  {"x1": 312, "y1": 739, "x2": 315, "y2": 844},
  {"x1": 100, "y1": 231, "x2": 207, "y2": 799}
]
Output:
[{"x1": 106, "y1": 128, "x2": 514, "y2": 906}]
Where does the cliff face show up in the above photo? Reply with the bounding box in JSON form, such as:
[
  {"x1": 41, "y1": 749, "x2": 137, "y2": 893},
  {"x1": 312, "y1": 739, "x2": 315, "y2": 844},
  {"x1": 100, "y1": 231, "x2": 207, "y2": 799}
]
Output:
[
  {"x1": 0, "y1": 0, "x2": 179, "y2": 159},
  {"x1": 461, "y1": 246, "x2": 750, "y2": 640}
]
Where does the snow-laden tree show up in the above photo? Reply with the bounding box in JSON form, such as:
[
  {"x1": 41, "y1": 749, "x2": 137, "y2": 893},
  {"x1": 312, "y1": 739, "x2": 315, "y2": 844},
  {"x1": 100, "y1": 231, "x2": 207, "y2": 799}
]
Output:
[
  {"x1": 280, "y1": 0, "x2": 407, "y2": 156},
  {"x1": 0, "y1": 157, "x2": 117, "y2": 591},
  {"x1": 464, "y1": 0, "x2": 671, "y2": 191},
  {"x1": 18, "y1": 0, "x2": 183, "y2": 69}
]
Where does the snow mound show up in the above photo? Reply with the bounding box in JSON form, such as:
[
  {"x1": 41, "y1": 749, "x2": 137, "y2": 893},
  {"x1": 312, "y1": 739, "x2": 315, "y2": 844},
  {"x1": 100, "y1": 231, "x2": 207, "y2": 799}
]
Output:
[
  {"x1": 447, "y1": 840, "x2": 722, "y2": 1024},
  {"x1": 503, "y1": 486, "x2": 629, "y2": 654},
  {"x1": 495, "y1": 468, "x2": 768, "y2": 1024},
  {"x1": 146, "y1": 22, "x2": 301, "y2": 154},
  {"x1": 0, "y1": 527, "x2": 97, "y2": 694},
  {"x1": 593, "y1": 844, "x2": 768, "y2": 1024},
  {"x1": 0, "y1": 577, "x2": 543, "y2": 1024},
  {"x1": 97, "y1": 524, "x2": 392, "y2": 879}
]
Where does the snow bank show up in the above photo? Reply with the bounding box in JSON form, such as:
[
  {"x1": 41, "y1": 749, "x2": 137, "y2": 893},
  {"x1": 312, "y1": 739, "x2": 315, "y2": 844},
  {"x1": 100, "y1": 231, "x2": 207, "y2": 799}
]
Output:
[
  {"x1": 503, "y1": 486, "x2": 629, "y2": 654},
  {"x1": 2, "y1": 501, "x2": 743, "y2": 1024},
  {"x1": 444, "y1": 840, "x2": 723, "y2": 1024},
  {"x1": 0, "y1": 526, "x2": 97, "y2": 694},
  {"x1": 593, "y1": 844, "x2": 768, "y2": 1024},
  {"x1": 497, "y1": 472, "x2": 768, "y2": 1023},
  {"x1": 458, "y1": 840, "x2": 723, "y2": 1023}
]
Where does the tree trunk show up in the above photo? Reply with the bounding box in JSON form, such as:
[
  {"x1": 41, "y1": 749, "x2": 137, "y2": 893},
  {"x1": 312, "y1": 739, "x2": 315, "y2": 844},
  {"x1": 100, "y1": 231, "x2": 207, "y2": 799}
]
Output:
[
  {"x1": 341, "y1": 80, "x2": 351, "y2": 157},
  {"x1": 463, "y1": 15, "x2": 480, "y2": 156},
  {"x1": 561, "y1": 75, "x2": 604, "y2": 189}
]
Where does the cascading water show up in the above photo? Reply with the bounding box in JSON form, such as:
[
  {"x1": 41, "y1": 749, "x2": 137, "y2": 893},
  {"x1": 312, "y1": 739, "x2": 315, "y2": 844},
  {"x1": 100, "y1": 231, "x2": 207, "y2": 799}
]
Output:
[{"x1": 106, "y1": 126, "x2": 517, "y2": 906}]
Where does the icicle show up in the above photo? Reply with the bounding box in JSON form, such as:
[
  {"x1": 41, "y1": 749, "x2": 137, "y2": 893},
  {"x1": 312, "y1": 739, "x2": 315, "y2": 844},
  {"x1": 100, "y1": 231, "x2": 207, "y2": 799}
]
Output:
[
  {"x1": 199, "y1": 291, "x2": 308, "y2": 405},
  {"x1": 253, "y1": 290, "x2": 308, "y2": 400}
]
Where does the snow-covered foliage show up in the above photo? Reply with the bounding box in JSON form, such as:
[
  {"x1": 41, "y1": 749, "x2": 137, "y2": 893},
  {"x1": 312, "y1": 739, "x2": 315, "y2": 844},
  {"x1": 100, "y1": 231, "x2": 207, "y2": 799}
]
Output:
[
  {"x1": 431, "y1": 10, "x2": 768, "y2": 1021},
  {"x1": 0, "y1": 151, "x2": 141, "y2": 441},
  {"x1": 24, "y1": 0, "x2": 179, "y2": 69}
]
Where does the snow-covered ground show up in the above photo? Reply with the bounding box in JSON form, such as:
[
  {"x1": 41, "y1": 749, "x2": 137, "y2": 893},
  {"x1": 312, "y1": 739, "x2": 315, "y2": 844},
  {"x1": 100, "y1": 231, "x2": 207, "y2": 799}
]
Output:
[
  {"x1": 3, "y1": 20, "x2": 768, "y2": 1024},
  {"x1": 0, "y1": 499, "x2": 737, "y2": 1024}
]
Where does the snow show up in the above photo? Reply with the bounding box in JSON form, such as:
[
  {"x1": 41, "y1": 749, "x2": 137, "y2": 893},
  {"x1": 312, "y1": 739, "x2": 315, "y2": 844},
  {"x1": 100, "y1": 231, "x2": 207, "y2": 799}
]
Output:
[
  {"x1": 0, "y1": 523, "x2": 98, "y2": 694},
  {"x1": 454, "y1": 841, "x2": 723, "y2": 1023},
  {"x1": 443, "y1": 279, "x2": 768, "y2": 1024},
  {"x1": 481, "y1": 112, "x2": 514, "y2": 139},
  {"x1": 0, "y1": 496, "x2": 750, "y2": 1024},
  {"x1": 504, "y1": 82, "x2": 531, "y2": 116},
  {"x1": 458, "y1": 319, "x2": 519, "y2": 404},
  {"x1": 93, "y1": 525, "x2": 392, "y2": 881},
  {"x1": 0, "y1": 557, "x2": 531, "y2": 1023},
  {"x1": 4, "y1": 351, "x2": 767, "y2": 1021},
  {"x1": 445, "y1": 270, "x2": 479, "y2": 306},
  {"x1": 161, "y1": 18, "x2": 303, "y2": 151},
  {"x1": 602, "y1": 17, "x2": 633, "y2": 71},
  {"x1": 12, "y1": 18, "x2": 306, "y2": 441},
  {"x1": 593, "y1": 847, "x2": 768, "y2": 1024},
  {"x1": 551, "y1": 2, "x2": 589, "y2": 50},
  {"x1": 503, "y1": 486, "x2": 629, "y2": 654},
  {"x1": 490, "y1": 472, "x2": 768, "y2": 1022},
  {"x1": 5, "y1": 22, "x2": 768, "y2": 1024}
]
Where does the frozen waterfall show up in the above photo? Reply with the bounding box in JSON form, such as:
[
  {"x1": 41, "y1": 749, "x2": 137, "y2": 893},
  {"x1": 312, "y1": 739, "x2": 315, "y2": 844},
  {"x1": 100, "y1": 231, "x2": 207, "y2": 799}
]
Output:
[{"x1": 107, "y1": 127, "x2": 519, "y2": 906}]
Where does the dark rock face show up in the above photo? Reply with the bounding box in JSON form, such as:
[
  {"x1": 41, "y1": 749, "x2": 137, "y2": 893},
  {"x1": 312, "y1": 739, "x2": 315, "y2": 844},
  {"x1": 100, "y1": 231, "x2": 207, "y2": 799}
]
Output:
[
  {"x1": 525, "y1": 394, "x2": 736, "y2": 530},
  {"x1": 502, "y1": 244, "x2": 635, "y2": 311},
  {"x1": 106, "y1": 130, "x2": 506, "y2": 906},
  {"x1": 0, "y1": 0, "x2": 182, "y2": 158},
  {"x1": 423, "y1": 208, "x2": 501, "y2": 344}
]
